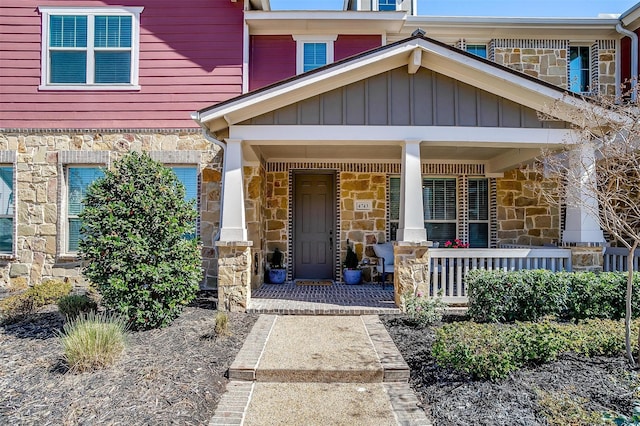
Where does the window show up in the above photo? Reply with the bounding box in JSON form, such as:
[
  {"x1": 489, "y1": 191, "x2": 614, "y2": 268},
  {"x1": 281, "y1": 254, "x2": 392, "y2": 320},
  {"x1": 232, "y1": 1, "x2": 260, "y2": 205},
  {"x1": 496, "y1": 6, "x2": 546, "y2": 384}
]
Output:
[
  {"x1": 0, "y1": 167, "x2": 14, "y2": 254},
  {"x1": 389, "y1": 176, "x2": 490, "y2": 247},
  {"x1": 378, "y1": 0, "x2": 397, "y2": 11},
  {"x1": 39, "y1": 7, "x2": 143, "y2": 90},
  {"x1": 423, "y1": 179, "x2": 457, "y2": 246},
  {"x1": 569, "y1": 46, "x2": 590, "y2": 93},
  {"x1": 293, "y1": 35, "x2": 336, "y2": 75},
  {"x1": 468, "y1": 179, "x2": 489, "y2": 248},
  {"x1": 67, "y1": 167, "x2": 103, "y2": 252},
  {"x1": 466, "y1": 44, "x2": 487, "y2": 59},
  {"x1": 171, "y1": 166, "x2": 198, "y2": 239}
]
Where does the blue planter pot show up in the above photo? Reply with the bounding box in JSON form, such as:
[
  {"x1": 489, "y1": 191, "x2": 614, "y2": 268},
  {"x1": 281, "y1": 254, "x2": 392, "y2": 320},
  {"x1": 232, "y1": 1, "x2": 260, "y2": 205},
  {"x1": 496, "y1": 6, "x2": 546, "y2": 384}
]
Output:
[
  {"x1": 268, "y1": 269, "x2": 286, "y2": 284},
  {"x1": 343, "y1": 269, "x2": 362, "y2": 285}
]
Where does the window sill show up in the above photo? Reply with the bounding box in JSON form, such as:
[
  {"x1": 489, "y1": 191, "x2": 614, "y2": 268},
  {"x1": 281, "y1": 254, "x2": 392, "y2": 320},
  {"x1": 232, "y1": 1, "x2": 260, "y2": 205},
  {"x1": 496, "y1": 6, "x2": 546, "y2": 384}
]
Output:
[
  {"x1": 57, "y1": 254, "x2": 81, "y2": 263},
  {"x1": 39, "y1": 84, "x2": 141, "y2": 91},
  {"x1": 0, "y1": 253, "x2": 17, "y2": 262}
]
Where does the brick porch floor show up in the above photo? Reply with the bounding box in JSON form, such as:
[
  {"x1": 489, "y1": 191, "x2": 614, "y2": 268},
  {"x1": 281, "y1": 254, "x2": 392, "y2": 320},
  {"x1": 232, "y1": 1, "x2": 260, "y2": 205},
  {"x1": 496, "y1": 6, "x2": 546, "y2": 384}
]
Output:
[{"x1": 248, "y1": 282, "x2": 401, "y2": 315}]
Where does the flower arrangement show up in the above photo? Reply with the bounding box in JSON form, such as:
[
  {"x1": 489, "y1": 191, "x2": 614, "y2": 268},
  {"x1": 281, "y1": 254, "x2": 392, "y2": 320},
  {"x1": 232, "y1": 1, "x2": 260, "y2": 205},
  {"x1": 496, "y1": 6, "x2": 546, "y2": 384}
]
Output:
[{"x1": 444, "y1": 239, "x2": 469, "y2": 249}]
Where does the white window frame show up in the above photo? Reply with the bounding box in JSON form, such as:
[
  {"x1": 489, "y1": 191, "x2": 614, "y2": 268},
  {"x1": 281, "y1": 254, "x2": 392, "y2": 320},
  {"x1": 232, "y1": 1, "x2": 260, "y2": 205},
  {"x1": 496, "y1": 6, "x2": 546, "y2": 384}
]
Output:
[
  {"x1": 468, "y1": 178, "x2": 490, "y2": 248},
  {"x1": 38, "y1": 6, "x2": 143, "y2": 91},
  {"x1": 292, "y1": 35, "x2": 337, "y2": 75},
  {"x1": 0, "y1": 161, "x2": 16, "y2": 259},
  {"x1": 65, "y1": 165, "x2": 105, "y2": 255},
  {"x1": 375, "y1": 0, "x2": 398, "y2": 11},
  {"x1": 465, "y1": 43, "x2": 488, "y2": 59},
  {"x1": 568, "y1": 43, "x2": 592, "y2": 94}
]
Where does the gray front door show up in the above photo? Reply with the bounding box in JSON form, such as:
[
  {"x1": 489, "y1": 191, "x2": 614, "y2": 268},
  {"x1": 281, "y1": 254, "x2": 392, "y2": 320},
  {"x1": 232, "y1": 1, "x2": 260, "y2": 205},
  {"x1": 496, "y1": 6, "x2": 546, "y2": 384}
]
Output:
[{"x1": 294, "y1": 172, "x2": 335, "y2": 279}]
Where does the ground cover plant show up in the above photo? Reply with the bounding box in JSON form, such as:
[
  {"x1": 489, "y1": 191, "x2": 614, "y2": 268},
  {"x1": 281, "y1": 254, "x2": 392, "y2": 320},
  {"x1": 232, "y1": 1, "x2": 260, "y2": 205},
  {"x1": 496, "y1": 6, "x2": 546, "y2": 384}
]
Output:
[
  {"x1": 79, "y1": 152, "x2": 201, "y2": 330},
  {"x1": 0, "y1": 279, "x2": 72, "y2": 323}
]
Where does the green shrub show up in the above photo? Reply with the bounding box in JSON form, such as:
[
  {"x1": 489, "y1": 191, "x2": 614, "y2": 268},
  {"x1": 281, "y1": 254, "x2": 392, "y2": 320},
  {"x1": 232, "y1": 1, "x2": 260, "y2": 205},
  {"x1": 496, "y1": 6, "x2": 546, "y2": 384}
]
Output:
[
  {"x1": 432, "y1": 322, "x2": 519, "y2": 380},
  {"x1": 28, "y1": 279, "x2": 73, "y2": 306},
  {"x1": 466, "y1": 269, "x2": 570, "y2": 322},
  {"x1": 566, "y1": 272, "x2": 640, "y2": 321},
  {"x1": 79, "y1": 152, "x2": 201, "y2": 330},
  {"x1": 432, "y1": 319, "x2": 636, "y2": 380},
  {"x1": 402, "y1": 291, "x2": 446, "y2": 327},
  {"x1": 59, "y1": 311, "x2": 128, "y2": 372},
  {"x1": 0, "y1": 279, "x2": 72, "y2": 323},
  {"x1": 57, "y1": 294, "x2": 98, "y2": 319}
]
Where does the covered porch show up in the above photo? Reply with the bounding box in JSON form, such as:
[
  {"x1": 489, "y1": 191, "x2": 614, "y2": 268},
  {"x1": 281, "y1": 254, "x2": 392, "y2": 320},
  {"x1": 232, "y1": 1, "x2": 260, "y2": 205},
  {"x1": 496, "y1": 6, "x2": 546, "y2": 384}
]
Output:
[{"x1": 193, "y1": 35, "x2": 609, "y2": 311}]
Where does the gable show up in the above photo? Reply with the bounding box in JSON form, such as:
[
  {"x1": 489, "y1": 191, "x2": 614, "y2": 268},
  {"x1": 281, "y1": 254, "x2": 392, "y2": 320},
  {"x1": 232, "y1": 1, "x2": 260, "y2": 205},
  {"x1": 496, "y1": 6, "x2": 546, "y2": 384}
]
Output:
[{"x1": 241, "y1": 66, "x2": 570, "y2": 129}]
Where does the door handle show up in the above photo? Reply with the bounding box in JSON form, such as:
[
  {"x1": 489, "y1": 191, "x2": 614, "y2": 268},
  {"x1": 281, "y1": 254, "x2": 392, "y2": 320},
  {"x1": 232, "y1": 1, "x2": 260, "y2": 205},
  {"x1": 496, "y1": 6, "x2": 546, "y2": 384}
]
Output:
[{"x1": 329, "y1": 229, "x2": 333, "y2": 250}]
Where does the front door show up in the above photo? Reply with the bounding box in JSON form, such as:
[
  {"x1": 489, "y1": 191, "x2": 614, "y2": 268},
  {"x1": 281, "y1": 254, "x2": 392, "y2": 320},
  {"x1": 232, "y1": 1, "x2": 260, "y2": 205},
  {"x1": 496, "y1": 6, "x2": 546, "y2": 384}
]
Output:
[{"x1": 294, "y1": 172, "x2": 335, "y2": 279}]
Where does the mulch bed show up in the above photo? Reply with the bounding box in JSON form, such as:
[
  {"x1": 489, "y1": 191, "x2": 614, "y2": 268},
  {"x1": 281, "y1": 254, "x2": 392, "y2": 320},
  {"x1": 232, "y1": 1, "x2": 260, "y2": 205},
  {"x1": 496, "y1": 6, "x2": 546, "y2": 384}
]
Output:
[
  {"x1": 0, "y1": 294, "x2": 257, "y2": 425},
  {"x1": 382, "y1": 315, "x2": 639, "y2": 426}
]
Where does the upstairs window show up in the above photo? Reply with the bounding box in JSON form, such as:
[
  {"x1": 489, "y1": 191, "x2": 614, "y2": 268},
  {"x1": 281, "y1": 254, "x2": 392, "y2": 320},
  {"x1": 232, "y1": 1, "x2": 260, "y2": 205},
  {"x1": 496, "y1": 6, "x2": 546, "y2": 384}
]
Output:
[
  {"x1": 39, "y1": 7, "x2": 143, "y2": 90},
  {"x1": 466, "y1": 44, "x2": 487, "y2": 59},
  {"x1": 293, "y1": 35, "x2": 336, "y2": 75},
  {"x1": 378, "y1": 0, "x2": 397, "y2": 11},
  {"x1": 569, "y1": 46, "x2": 590, "y2": 93}
]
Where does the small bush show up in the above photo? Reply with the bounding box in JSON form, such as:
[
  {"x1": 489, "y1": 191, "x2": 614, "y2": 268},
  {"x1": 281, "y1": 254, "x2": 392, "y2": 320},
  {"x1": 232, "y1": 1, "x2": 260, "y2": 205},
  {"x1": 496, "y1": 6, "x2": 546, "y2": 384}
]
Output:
[
  {"x1": 566, "y1": 272, "x2": 640, "y2": 321},
  {"x1": 57, "y1": 294, "x2": 98, "y2": 319},
  {"x1": 466, "y1": 269, "x2": 570, "y2": 322},
  {"x1": 59, "y1": 311, "x2": 128, "y2": 372},
  {"x1": 432, "y1": 319, "x2": 637, "y2": 380},
  {"x1": 28, "y1": 279, "x2": 73, "y2": 306},
  {"x1": 402, "y1": 291, "x2": 446, "y2": 327},
  {"x1": 79, "y1": 152, "x2": 201, "y2": 330},
  {"x1": 432, "y1": 322, "x2": 518, "y2": 380},
  {"x1": 0, "y1": 279, "x2": 72, "y2": 323},
  {"x1": 215, "y1": 311, "x2": 230, "y2": 336}
]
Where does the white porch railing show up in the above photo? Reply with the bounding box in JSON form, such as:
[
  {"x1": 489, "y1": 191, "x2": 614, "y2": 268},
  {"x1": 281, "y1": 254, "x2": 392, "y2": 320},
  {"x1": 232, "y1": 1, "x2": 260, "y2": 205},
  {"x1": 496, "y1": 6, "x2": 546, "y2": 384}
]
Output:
[
  {"x1": 603, "y1": 247, "x2": 640, "y2": 272},
  {"x1": 428, "y1": 248, "x2": 573, "y2": 304}
]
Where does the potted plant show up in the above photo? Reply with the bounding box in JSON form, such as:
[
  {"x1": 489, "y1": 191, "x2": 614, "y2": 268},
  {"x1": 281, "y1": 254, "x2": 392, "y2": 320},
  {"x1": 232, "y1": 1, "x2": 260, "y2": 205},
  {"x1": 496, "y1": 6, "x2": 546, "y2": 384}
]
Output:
[
  {"x1": 268, "y1": 248, "x2": 286, "y2": 284},
  {"x1": 343, "y1": 243, "x2": 362, "y2": 285}
]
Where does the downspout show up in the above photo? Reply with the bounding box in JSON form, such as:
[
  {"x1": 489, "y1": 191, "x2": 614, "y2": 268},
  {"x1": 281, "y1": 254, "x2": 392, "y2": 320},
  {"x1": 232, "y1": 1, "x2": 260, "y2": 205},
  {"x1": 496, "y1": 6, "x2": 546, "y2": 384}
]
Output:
[{"x1": 616, "y1": 22, "x2": 639, "y2": 103}]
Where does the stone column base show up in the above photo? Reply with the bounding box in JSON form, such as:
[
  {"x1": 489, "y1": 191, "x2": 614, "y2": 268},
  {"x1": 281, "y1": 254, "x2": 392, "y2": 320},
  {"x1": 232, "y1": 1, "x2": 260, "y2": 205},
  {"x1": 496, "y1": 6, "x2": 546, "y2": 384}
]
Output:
[
  {"x1": 393, "y1": 241, "x2": 431, "y2": 308},
  {"x1": 568, "y1": 245, "x2": 604, "y2": 272},
  {"x1": 216, "y1": 241, "x2": 253, "y2": 312}
]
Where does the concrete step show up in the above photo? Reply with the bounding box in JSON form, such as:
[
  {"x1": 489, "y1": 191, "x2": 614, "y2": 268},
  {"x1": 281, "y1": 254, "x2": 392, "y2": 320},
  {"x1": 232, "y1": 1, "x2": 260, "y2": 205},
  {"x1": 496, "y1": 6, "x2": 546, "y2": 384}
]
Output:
[{"x1": 228, "y1": 315, "x2": 410, "y2": 383}]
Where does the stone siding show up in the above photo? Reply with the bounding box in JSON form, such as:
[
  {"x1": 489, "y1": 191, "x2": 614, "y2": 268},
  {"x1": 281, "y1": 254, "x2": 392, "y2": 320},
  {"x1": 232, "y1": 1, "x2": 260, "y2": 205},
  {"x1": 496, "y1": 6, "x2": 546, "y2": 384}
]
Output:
[
  {"x1": 0, "y1": 129, "x2": 221, "y2": 290},
  {"x1": 496, "y1": 169, "x2": 560, "y2": 246},
  {"x1": 216, "y1": 242, "x2": 252, "y2": 311},
  {"x1": 264, "y1": 170, "x2": 289, "y2": 272},
  {"x1": 339, "y1": 172, "x2": 387, "y2": 282},
  {"x1": 244, "y1": 164, "x2": 266, "y2": 288},
  {"x1": 494, "y1": 45, "x2": 568, "y2": 88},
  {"x1": 393, "y1": 242, "x2": 430, "y2": 307},
  {"x1": 598, "y1": 44, "x2": 617, "y2": 96}
]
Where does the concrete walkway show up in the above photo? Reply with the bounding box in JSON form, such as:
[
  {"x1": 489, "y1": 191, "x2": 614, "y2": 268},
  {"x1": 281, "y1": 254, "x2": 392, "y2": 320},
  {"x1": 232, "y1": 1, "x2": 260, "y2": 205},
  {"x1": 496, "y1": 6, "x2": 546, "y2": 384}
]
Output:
[{"x1": 209, "y1": 315, "x2": 432, "y2": 426}]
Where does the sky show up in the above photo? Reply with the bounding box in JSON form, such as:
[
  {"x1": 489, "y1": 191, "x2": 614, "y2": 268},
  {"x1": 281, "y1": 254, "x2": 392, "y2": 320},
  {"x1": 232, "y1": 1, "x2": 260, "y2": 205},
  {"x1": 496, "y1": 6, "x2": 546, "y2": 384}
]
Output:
[{"x1": 269, "y1": 0, "x2": 639, "y2": 17}]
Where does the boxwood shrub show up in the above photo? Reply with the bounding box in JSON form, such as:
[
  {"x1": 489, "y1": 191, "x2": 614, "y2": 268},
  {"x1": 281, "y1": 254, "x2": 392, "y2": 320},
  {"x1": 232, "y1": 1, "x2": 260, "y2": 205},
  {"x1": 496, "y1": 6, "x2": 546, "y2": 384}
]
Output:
[
  {"x1": 467, "y1": 269, "x2": 640, "y2": 323},
  {"x1": 466, "y1": 269, "x2": 570, "y2": 322},
  {"x1": 432, "y1": 319, "x2": 635, "y2": 380}
]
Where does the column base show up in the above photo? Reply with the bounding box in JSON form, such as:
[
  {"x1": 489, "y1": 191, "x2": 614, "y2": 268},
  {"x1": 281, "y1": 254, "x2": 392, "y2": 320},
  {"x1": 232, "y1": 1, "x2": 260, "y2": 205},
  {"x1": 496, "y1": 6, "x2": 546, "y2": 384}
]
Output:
[
  {"x1": 393, "y1": 241, "x2": 431, "y2": 308},
  {"x1": 216, "y1": 241, "x2": 253, "y2": 312}
]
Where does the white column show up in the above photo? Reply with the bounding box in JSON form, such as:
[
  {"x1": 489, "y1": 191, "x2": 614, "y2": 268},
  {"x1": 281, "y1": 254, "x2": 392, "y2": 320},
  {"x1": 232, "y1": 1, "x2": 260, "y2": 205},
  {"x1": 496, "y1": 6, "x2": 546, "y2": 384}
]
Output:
[
  {"x1": 562, "y1": 143, "x2": 605, "y2": 244},
  {"x1": 397, "y1": 139, "x2": 427, "y2": 242},
  {"x1": 219, "y1": 138, "x2": 248, "y2": 241}
]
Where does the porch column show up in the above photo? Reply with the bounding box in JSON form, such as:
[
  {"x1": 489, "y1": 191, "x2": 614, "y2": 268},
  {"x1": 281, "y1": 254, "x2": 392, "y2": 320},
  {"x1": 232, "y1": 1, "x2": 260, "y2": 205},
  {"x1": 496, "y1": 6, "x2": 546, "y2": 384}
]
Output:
[
  {"x1": 397, "y1": 139, "x2": 427, "y2": 242},
  {"x1": 562, "y1": 143, "x2": 605, "y2": 245},
  {"x1": 562, "y1": 143, "x2": 605, "y2": 272},
  {"x1": 219, "y1": 138, "x2": 248, "y2": 241},
  {"x1": 216, "y1": 138, "x2": 251, "y2": 312}
]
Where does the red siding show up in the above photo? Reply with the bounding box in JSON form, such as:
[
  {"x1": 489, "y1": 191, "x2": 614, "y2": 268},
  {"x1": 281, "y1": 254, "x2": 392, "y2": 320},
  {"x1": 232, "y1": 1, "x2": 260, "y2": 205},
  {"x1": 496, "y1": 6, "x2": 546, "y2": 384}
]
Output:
[
  {"x1": 248, "y1": 34, "x2": 381, "y2": 91},
  {"x1": 335, "y1": 35, "x2": 381, "y2": 61},
  {"x1": 620, "y1": 29, "x2": 640, "y2": 95},
  {"x1": 0, "y1": 0, "x2": 244, "y2": 129},
  {"x1": 249, "y1": 35, "x2": 296, "y2": 91}
]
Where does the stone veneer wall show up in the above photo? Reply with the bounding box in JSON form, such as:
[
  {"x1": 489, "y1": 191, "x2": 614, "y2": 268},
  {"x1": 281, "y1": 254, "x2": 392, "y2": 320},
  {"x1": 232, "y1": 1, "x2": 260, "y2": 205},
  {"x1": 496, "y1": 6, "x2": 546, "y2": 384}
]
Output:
[
  {"x1": 244, "y1": 164, "x2": 266, "y2": 289},
  {"x1": 0, "y1": 129, "x2": 222, "y2": 291},
  {"x1": 492, "y1": 40, "x2": 569, "y2": 88},
  {"x1": 264, "y1": 170, "x2": 289, "y2": 270},
  {"x1": 598, "y1": 41, "x2": 617, "y2": 96},
  {"x1": 496, "y1": 169, "x2": 560, "y2": 246},
  {"x1": 340, "y1": 172, "x2": 387, "y2": 281}
]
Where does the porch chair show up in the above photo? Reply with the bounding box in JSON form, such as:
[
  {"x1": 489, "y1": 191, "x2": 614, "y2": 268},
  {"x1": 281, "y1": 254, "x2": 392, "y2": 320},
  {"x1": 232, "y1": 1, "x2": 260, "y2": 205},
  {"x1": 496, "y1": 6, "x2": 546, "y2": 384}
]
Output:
[{"x1": 373, "y1": 242, "x2": 395, "y2": 289}]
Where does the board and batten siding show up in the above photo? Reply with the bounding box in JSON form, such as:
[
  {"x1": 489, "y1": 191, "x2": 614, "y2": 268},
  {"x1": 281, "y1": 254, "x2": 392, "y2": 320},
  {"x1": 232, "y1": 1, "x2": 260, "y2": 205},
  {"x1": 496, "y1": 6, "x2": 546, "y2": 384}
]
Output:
[
  {"x1": 249, "y1": 34, "x2": 382, "y2": 91},
  {"x1": 0, "y1": 0, "x2": 244, "y2": 129},
  {"x1": 243, "y1": 66, "x2": 570, "y2": 129}
]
